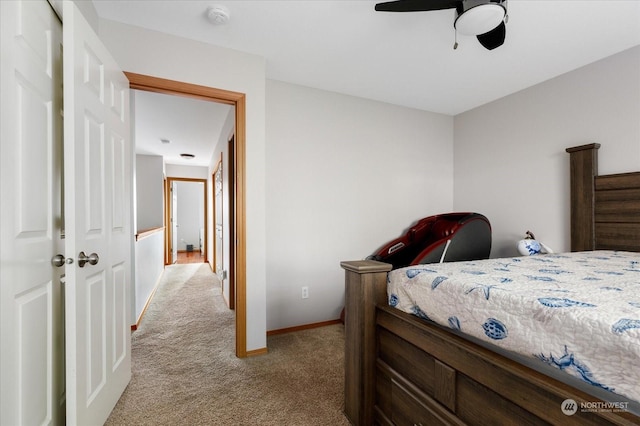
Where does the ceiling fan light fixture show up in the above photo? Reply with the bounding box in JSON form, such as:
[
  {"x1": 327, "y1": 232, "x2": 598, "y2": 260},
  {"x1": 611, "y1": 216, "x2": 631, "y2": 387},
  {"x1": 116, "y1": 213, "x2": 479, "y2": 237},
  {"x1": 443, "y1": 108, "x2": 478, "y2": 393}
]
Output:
[
  {"x1": 180, "y1": 153, "x2": 195, "y2": 159},
  {"x1": 454, "y1": 3, "x2": 505, "y2": 36}
]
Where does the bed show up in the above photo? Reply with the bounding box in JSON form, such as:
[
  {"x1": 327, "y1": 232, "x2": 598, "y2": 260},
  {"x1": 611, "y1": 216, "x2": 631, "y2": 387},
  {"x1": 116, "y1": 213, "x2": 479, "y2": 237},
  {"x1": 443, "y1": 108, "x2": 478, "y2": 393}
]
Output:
[{"x1": 341, "y1": 143, "x2": 640, "y2": 425}]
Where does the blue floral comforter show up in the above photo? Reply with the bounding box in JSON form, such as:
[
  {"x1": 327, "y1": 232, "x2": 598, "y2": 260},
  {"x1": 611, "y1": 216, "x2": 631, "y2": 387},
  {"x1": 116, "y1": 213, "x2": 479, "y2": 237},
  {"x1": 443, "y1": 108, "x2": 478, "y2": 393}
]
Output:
[{"x1": 387, "y1": 250, "x2": 640, "y2": 403}]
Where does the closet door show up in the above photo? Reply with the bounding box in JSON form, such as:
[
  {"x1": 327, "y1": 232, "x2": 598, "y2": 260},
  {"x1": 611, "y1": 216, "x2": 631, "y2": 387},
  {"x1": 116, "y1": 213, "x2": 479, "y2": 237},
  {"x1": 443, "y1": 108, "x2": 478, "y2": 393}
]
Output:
[
  {"x1": 63, "y1": 1, "x2": 132, "y2": 424},
  {"x1": 0, "y1": 1, "x2": 65, "y2": 425}
]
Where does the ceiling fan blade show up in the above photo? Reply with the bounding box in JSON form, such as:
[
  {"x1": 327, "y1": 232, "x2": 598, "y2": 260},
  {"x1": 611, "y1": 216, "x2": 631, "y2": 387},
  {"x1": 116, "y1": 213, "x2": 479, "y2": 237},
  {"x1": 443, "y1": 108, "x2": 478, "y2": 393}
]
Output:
[
  {"x1": 476, "y1": 21, "x2": 506, "y2": 50},
  {"x1": 375, "y1": 0, "x2": 459, "y2": 12}
]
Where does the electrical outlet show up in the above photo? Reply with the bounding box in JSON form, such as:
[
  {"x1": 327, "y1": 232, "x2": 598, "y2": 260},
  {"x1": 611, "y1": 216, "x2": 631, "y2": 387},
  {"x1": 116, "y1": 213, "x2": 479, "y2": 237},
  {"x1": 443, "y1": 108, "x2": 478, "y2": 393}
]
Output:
[{"x1": 301, "y1": 286, "x2": 309, "y2": 299}]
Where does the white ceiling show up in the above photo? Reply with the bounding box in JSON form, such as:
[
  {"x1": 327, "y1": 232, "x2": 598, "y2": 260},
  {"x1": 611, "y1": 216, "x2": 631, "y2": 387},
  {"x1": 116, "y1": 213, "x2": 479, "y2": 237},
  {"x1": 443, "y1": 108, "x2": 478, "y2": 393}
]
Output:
[
  {"x1": 94, "y1": 0, "x2": 640, "y2": 115},
  {"x1": 134, "y1": 90, "x2": 232, "y2": 167},
  {"x1": 93, "y1": 0, "x2": 640, "y2": 163}
]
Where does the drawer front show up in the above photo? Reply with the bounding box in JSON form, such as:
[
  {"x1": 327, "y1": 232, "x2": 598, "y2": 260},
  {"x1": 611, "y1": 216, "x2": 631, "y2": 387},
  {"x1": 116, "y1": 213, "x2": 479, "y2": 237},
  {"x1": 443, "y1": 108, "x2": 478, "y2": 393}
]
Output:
[{"x1": 391, "y1": 379, "x2": 455, "y2": 426}]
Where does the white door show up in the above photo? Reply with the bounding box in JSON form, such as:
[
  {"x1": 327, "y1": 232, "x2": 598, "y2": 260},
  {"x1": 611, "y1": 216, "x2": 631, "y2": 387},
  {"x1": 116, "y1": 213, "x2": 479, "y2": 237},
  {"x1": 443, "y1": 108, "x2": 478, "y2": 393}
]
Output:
[
  {"x1": 0, "y1": 1, "x2": 65, "y2": 425},
  {"x1": 172, "y1": 181, "x2": 178, "y2": 263},
  {"x1": 63, "y1": 2, "x2": 132, "y2": 425},
  {"x1": 215, "y1": 164, "x2": 224, "y2": 273}
]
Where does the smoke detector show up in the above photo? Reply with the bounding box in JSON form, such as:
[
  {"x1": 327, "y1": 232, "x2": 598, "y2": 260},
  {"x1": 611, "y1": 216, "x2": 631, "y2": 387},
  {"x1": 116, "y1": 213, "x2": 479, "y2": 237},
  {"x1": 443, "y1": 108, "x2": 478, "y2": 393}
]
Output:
[{"x1": 207, "y1": 5, "x2": 230, "y2": 25}]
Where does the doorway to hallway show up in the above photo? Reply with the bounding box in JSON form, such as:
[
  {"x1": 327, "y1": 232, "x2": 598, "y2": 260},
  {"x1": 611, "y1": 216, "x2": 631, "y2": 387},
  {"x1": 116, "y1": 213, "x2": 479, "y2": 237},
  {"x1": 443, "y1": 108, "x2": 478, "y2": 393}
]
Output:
[{"x1": 126, "y1": 72, "x2": 248, "y2": 358}]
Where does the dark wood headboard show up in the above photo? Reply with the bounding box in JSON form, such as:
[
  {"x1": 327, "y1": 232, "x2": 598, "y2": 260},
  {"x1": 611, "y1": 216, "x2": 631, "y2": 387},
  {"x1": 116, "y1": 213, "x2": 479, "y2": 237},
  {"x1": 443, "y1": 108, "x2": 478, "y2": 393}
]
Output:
[{"x1": 567, "y1": 144, "x2": 640, "y2": 251}]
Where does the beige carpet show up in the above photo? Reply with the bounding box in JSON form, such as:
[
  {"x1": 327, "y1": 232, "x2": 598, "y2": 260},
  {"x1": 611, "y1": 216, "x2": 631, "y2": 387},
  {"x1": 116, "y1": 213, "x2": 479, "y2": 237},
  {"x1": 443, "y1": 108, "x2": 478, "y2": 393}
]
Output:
[{"x1": 105, "y1": 264, "x2": 350, "y2": 426}]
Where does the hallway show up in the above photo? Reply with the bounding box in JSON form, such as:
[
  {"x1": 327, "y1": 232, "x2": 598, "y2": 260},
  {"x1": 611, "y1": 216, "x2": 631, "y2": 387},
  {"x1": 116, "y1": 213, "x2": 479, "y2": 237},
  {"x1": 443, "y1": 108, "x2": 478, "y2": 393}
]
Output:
[{"x1": 105, "y1": 264, "x2": 348, "y2": 425}]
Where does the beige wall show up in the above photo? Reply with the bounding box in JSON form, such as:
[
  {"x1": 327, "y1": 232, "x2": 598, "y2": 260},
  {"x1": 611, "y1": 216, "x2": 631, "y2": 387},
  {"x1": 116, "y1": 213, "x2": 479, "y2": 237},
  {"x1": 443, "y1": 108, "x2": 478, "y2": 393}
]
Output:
[
  {"x1": 265, "y1": 80, "x2": 454, "y2": 330},
  {"x1": 454, "y1": 46, "x2": 640, "y2": 257}
]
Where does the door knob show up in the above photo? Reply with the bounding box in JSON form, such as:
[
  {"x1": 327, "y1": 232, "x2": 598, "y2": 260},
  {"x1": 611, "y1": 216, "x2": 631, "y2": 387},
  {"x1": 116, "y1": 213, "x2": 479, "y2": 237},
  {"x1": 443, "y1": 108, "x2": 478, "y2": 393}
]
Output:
[
  {"x1": 51, "y1": 254, "x2": 74, "y2": 267},
  {"x1": 77, "y1": 251, "x2": 99, "y2": 267}
]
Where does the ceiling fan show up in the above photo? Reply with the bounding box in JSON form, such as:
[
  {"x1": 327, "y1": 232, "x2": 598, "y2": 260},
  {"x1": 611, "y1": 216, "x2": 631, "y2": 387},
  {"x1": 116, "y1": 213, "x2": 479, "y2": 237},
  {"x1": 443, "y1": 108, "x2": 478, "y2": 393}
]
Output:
[{"x1": 374, "y1": 0, "x2": 508, "y2": 50}]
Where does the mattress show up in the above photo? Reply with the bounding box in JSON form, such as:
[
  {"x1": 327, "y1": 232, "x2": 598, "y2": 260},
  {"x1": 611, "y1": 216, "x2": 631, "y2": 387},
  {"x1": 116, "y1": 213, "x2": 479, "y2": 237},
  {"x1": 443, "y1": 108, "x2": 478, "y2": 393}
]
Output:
[{"x1": 387, "y1": 250, "x2": 640, "y2": 404}]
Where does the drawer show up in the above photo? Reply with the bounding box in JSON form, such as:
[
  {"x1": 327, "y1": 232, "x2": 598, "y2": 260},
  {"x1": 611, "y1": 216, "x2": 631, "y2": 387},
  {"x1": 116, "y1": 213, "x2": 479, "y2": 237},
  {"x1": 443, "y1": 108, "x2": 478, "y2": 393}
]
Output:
[{"x1": 390, "y1": 378, "x2": 464, "y2": 426}]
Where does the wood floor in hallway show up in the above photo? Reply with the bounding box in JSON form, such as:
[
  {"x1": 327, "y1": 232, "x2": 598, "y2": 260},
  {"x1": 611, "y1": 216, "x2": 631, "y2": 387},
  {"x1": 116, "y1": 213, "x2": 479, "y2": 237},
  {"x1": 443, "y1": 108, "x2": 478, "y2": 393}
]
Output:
[{"x1": 176, "y1": 250, "x2": 205, "y2": 264}]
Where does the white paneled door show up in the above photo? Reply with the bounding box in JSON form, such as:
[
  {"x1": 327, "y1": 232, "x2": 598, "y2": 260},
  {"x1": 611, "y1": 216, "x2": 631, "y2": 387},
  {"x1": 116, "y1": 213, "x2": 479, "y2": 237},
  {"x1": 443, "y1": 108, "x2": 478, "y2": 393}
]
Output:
[
  {"x1": 2, "y1": 1, "x2": 132, "y2": 423},
  {"x1": 63, "y1": 1, "x2": 132, "y2": 425},
  {"x1": 0, "y1": 1, "x2": 65, "y2": 424},
  {"x1": 172, "y1": 181, "x2": 178, "y2": 263},
  {"x1": 215, "y1": 164, "x2": 224, "y2": 273}
]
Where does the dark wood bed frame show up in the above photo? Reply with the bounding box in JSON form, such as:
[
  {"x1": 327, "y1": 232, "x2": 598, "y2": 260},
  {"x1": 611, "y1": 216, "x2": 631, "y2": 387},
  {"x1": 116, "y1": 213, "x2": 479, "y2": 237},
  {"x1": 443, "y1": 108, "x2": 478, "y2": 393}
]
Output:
[{"x1": 342, "y1": 143, "x2": 640, "y2": 425}]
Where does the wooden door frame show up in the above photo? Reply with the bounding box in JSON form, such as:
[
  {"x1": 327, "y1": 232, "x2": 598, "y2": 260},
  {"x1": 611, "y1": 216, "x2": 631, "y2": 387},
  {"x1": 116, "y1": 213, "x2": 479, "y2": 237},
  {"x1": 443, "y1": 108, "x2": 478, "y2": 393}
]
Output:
[
  {"x1": 227, "y1": 136, "x2": 236, "y2": 310},
  {"x1": 126, "y1": 72, "x2": 247, "y2": 358},
  {"x1": 166, "y1": 177, "x2": 208, "y2": 264}
]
